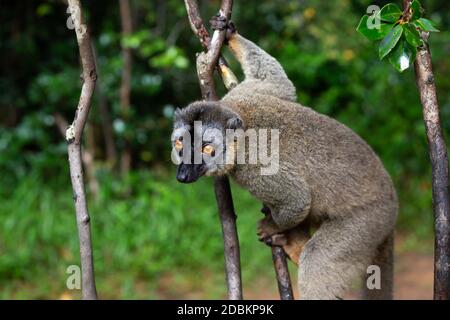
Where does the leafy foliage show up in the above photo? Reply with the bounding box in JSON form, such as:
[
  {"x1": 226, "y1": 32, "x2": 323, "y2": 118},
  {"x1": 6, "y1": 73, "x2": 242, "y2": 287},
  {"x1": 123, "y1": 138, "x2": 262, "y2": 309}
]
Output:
[
  {"x1": 357, "y1": 0, "x2": 439, "y2": 72},
  {"x1": 379, "y1": 24, "x2": 404, "y2": 60}
]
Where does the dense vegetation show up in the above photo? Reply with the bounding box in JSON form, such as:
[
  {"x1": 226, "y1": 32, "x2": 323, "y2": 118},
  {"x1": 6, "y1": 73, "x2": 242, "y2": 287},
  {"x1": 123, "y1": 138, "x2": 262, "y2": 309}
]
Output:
[{"x1": 0, "y1": 0, "x2": 449, "y2": 298}]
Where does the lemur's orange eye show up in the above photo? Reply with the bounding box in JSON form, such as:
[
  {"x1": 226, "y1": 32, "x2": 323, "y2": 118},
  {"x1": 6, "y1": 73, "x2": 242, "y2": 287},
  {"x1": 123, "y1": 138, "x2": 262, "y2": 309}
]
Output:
[
  {"x1": 202, "y1": 145, "x2": 215, "y2": 156},
  {"x1": 175, "y1": 139, "x2": 183, "y2": 152}
]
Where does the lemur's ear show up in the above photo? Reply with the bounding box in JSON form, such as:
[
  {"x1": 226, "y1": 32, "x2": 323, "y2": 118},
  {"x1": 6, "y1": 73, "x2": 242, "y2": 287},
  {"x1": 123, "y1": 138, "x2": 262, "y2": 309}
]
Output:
[
  {"x1": 173, "y1": 103, "x2": 209, "y2": 124},
  {"x1": 174, "y1": 107, "x2": 182, "y2": 118},
  {"x1": 226, "y1": 116, "x2": 243, "y2": 130}
]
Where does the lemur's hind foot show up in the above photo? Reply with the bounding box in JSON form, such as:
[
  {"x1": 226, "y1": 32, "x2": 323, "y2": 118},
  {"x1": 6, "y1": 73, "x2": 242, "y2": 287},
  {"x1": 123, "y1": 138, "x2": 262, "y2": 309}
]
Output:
[
  {"x1": 258, "y1": 206, "x2": 310, "y2": 265},
  {"x1": 257, "y1": 213, "x2": 288, "y2": 246}
]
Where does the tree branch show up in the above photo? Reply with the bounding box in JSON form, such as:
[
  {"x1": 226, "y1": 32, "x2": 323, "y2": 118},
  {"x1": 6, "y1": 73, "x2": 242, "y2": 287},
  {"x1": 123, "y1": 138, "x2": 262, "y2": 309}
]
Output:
[
  {"x1": 262, "y1": 207, "x2": 294, "y2": 300},
  {"x1": 119, "y1": 0, "x2": 133, "y2": 175},
  {"x1": 55, "y1": 112, "x2": 99, "y2": 199},
  {"x1": 184, "y1": 0, "x2": 242, "y2": 300},
  {"x1": 66, "y1": 0, "x2": 98, "y2": 300},
  {"x1": 403, "y1": 0, "x2": 450, "y2": 300},
  {"x1": 272, "y1": 247, "x2": 294, "y2": 300},
  {"x1": 184, "y1": 0, "x2": 238, "y2": 92},
  {"x1": 415, "y1": 44, "x2": 450, "y2": 300}
]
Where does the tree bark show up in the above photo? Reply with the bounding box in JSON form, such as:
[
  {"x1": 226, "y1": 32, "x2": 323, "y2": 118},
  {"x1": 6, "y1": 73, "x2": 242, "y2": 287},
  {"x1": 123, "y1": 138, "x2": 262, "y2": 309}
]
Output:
[
  {"x1": 66, "y1": 0, "x2": 98, "y2": 300},
  {"x1": 184, "y1": 0, "x2": 243, "y2": 300},
  {"x1": 403, "y1": 0, "x2": 450, "y2": 300},
  {"x1": 261, "y1": 207, "x2": 294, "y2": 300},
  {"x1": 55, "y1": 112, "x2": 99, "y2": 199},
  {"x1": 119, "y1": 0, "x2": 133, "y2": 175},
  {"x1": 271, "y1": 246, "x2": 294, "y2": 300},
  {"x1": 415, "y1": 44, "x2": 450, "y2": 300}
]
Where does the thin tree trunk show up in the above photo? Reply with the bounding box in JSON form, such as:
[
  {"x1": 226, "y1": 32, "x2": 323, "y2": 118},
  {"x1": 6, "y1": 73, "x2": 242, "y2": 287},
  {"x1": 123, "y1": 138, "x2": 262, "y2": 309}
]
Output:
[
  {"x1": 184, "y1": 0, "x2": 243, "y2": 300},
  {"x1": 403, "y1": 0, "x2": 450, "y2": 300},
  {"x1": 55, "y1": 112, "x2": 99, "y2": 199},
  {"x1": 261, "y1": 207, "x2": 294, "y2": 300},
  {"x1": 414, "y1": 43, "x2": 450, "y2": 300},
  {"x1": 66, "y1": 0, "x2": 98, "y2": 300},
  {"x1": 119, "y1": 0, "x2": 133, "y2": 175},
  {"x1": 271, "y1": 247, "x2": 294, "y2": 300}
]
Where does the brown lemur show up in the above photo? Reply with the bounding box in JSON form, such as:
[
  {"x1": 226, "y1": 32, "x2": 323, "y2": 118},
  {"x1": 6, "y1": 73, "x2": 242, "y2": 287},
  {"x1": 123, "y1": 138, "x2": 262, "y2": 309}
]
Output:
[{"x1": 171, "y1": 18, "x2": 397, "y2": 300}]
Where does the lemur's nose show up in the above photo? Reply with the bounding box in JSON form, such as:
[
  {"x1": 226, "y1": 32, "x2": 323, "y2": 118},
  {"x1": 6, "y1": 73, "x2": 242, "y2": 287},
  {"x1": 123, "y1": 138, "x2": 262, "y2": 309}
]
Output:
[{"x1": 176, "y1": 165, "x2": 189, "y2": 183}]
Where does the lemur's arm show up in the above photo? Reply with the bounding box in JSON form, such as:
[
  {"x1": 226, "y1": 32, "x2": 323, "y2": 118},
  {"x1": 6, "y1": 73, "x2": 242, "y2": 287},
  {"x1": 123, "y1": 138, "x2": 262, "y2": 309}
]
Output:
[
  {"x1": 209, "y1": 16, "x2": 296, "y2": 102},
  {"x1": 226, "y1": 32, "x2": 297, "y2": 102},
  {"x1": 227, "y1": 34, "x2": 283, "y2": 83}
]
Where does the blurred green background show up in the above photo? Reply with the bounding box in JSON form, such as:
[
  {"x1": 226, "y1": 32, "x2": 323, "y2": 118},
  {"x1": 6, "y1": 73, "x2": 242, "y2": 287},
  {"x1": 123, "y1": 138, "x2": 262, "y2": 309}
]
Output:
[{"x1": 0, "y1": 0, "x2": 449, "y2": 299}]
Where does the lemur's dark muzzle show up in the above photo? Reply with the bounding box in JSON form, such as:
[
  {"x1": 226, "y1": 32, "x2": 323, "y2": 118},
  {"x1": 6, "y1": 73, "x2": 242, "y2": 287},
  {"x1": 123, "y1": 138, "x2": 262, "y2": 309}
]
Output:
[{"x1": 176, "y1": 163, "x2": 206, "y2": 183}]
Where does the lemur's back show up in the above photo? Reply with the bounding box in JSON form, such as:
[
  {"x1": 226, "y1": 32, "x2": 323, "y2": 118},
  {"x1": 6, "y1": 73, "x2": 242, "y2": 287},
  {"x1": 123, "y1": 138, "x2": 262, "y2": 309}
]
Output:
[{"x1": 223, "y1": 91, "x2": 397, "y2": 219}]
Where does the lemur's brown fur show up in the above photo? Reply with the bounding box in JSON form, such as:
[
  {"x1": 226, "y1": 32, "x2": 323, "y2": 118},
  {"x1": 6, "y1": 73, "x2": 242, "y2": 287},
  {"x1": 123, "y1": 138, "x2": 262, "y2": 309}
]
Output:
[{"x1": 173, "y1": 28, "x2": 397, "y2": 299}]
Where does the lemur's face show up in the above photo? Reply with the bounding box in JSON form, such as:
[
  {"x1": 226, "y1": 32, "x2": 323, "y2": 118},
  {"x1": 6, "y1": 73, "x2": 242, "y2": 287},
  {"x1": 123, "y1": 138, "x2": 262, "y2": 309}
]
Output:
[{"x1": 171, "y1": 102, "x2": 243, "y2": 183}]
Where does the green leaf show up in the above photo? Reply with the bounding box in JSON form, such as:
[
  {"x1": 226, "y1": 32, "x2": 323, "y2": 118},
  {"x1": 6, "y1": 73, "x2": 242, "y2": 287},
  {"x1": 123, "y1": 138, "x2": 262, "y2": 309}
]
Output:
[
  {"x1": 403, "y1": 23, "x2": 423, "y2": 47},
  {"x1": 413, "y1": 18, "x2": 440, "y2": 32},
  {"x1": 357, "y1": 15, "x2": 394, "y2": 41},
  {"x1": 410, "y1": 0, "x2": 422, "y2": 21},
  {"x1": 379, "y1": 25, "x2": 403, "y2": 60},
  {"x1": 388, "y1": 40, "x2": 417, "y2": 72},
  {"x1": 380, "y1": 3, "x2": 402, "y2": 23}
]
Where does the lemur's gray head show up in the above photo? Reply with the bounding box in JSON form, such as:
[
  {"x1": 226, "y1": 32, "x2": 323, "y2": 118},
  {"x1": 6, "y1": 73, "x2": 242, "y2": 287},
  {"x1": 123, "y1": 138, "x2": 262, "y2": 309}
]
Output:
[{"x1": 171, "y1": 101, "x2": 244, "y2": 183}]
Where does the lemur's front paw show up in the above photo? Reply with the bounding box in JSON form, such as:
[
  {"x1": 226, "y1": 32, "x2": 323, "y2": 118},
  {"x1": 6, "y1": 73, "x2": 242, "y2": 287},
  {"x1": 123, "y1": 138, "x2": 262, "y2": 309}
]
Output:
[
  {"x1": 209, "y1": 15, "x2": 236, "y2": 42},
  {"x1": 257, "y1": 215, "x2": 287, "y2": 246},
  {"x1": 209, "y1": 14, "x2": 228, "y2": 31}
]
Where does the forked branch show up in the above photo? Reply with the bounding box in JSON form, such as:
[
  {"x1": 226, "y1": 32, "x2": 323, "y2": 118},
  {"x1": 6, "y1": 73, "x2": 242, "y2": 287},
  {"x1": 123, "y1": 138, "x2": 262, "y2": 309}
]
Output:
[{"x1": 184, "y1": 0, "x2": 242, "y2": 300}]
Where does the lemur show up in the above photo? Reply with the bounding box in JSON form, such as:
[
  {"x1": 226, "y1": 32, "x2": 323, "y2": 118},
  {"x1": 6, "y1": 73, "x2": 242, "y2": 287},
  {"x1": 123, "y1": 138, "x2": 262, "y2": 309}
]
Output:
[{"x1": 171, "y1": 20, "x2": 398, "y2": 300}]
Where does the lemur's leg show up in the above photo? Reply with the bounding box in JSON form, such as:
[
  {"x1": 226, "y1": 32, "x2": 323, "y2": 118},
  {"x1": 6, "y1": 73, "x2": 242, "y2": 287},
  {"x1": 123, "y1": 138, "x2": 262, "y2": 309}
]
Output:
[
  {"x1": 210, "y1": 16, "x2": 296, "y2": 101},
  {"x1": 298, "y1": 209, "x2": 390, "y2": 300}
]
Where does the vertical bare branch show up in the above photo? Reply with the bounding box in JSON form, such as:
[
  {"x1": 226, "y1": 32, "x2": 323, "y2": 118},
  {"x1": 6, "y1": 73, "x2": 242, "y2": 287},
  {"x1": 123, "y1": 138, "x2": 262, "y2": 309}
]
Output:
[
  {"x1": 184, "y1": 0, "x2": 238, "y2": 92},
  {"x1": 415, "y1": 45, "x2": 450, "y2": 300},
  {"x1": 271, "y1": 247, "x2": 294, "y2": 300},
  {"x1": 262, "y1": 207, "x2": 294, "y2": 300},
  {"x1": 66, "y1": 0, "x2": 98, "y2": 300},
  {"x1": 119, "y1": 0, "x2": 133, "y2": 175},
  {"x1": 403, "y1": 0, "x2": 450, "y2": 300},
  {"x1": 184, "y1": 0, "x2": 242, "y2": 300},
  {"x1": 213, "y1": 176, "x2": 242, "y2": 299},
  {"x1": 55, "y1": 112, "x2": 99, "y2": 199}
]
